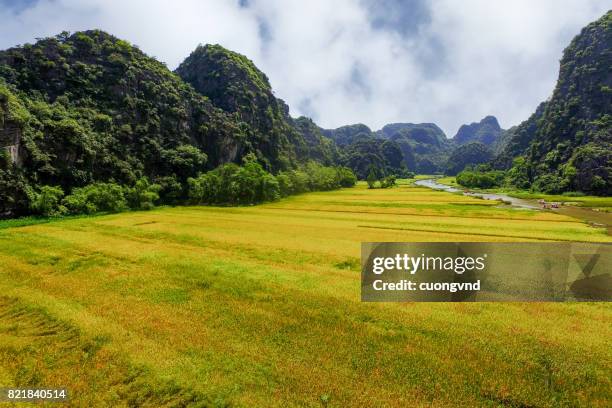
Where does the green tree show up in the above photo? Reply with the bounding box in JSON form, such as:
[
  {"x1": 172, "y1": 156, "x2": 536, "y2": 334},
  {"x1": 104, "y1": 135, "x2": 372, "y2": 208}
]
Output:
[
  {"x1": 62, "y1": 183, "x2": 127, "y2": 214},
  {"x1": 366, "y1": 166, "x2": 378, "y2": 189},
  {"x1": 27, "y1": 185, "x2": 65, "y2": 216},
  {"x1": 126, "y1": 178, "x2": 161, "y2": 210},
  {"x1": 380, "y1": 175, "x2": 397, "y2": 188},
  {"x1": 335, "y1": 167, "x2": 357, "y2": 187}
]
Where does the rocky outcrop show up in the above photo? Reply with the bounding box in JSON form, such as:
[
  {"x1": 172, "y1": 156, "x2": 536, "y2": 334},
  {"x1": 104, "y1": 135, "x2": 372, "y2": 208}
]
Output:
[
  {"x1": 0, "y1": 94, "x2": 23, "y2": 165},
  {"x1": 452, "y1": 116, "x2": 503, "y2": 147}
]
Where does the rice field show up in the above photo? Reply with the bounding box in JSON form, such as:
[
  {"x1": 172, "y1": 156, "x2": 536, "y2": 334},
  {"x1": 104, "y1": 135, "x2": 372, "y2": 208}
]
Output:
[{"x1": 0, "y1": 182, "x2": 610, "y2": 407}]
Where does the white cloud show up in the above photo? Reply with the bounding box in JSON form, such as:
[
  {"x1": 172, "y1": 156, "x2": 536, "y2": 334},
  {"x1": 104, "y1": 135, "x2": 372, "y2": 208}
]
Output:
[
  {"x1": 0, "y1": 0, "x2": 609, "y2": 136},
  {"x1": 423, "y1": 0, "x2": 611, "y2": 132}
]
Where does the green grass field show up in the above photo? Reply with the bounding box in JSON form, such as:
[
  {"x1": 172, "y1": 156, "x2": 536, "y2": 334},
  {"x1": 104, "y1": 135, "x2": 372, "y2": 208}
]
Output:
[{"x1": 0, "y1": 182, "x2": 610, "y2": 407}]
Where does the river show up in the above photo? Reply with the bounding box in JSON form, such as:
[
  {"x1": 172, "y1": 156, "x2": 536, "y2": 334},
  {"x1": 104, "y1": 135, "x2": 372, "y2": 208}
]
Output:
[{"x1": 414, "y1": 178, "x2": 611, "y2": 235}]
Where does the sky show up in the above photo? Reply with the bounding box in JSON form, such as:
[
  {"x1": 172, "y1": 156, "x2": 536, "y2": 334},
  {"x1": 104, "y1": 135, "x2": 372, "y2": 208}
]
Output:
[{"x1": 0, "y1": 0, "x2": 610, "y2": 137}]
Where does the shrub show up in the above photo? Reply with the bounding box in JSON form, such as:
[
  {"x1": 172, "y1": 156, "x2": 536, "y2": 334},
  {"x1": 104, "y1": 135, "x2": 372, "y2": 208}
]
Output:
[
  {"x1": 214, "y1": 163, "x2": 241, "y2": 203},
  {"x1": 380, "y1": 175, "x2": 397, "y2": 188},
  {"x1": 188, "y1": 160, "x2": 279, "y2": 205},
  {"x1": 188, "y1": 162, "x2": 356, "y2": 205},
  {"x1": 366, "y1": 167, "x2": 378, "y2": 189},
  {"x1": 237, "y1": 157, "x2": 280, "y2": 203},
  {"x1": 27, "y1": 185, "x2": 66, "y2": 216},
  {"x1": 63, "y1": 183, "x2": 127, "y2": 214},
  {"x1": 188, "y1": 171, "x2": 222, "y2": 205},
  {"x1": 157, "y1": 175, "x2": 184, "y2": 204},
  {"x1": 260, "y1": 173, "x2": 280, "y2": 202},
  {"x1": 532, "y1": 174, "x2": 566, "y2": 194},
  {"x1": 305, "y1": 162, "x2": 338, "y2": 191},
  {"x1": 335, "y1": 167, "x2": 357, "y2": 187},
  {"x1": 126, "y1": 178, "x2": 161, "y2": 210},
  {"x1": 276, "y1": 172, "x2": 293, "y2": 197},
  {"x1": 456, "y1": 170, "x2": 505, "y2": 189},
  {"x1": 287, "y1": 170, "x2": 310, "y2": 194}
]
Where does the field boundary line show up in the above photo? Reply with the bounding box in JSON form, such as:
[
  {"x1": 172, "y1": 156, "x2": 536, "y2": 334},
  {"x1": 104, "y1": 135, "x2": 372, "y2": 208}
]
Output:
[
  {"x1": 357, "y1": 225, "x2": 598, "y2": 242},
  {"x1": 262, "y1": 207, "x2": 583, "y2": 224}
]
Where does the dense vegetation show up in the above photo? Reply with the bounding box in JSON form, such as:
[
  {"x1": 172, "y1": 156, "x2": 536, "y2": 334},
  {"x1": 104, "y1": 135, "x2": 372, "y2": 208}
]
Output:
[
  {"x1": 322, "y1": 121, "x2": 456, "y2": 175},
  {"x1": 366, "y1": 169, "x2": 399, "y2": 189},
  {"x1": 22, "y1": 158, "x2": 355, "y2": 217},
  {"x1": 0, "y1": 31, "x2": 238, "y2": 216},
  {"x1": 0, "y1": 31, "x2": 355, "y2": 218},
  {"x1": 175, "y1": 44, "x2": 336, "y2": 170},
  {"x1": 496, "y1": 11, "x2": 611, "y2": 195},
  {"x1": 377, "y1": 122, "x2": 452, "y2": 173},
  {"x1": 445, "y1": 142, "x2": 493, "y2": 176},
  {"x1": 25, "y1": 177, "x2": 163, "y2": 217},
  {"x1": 458, "y1": 157, "x2": 599, "y2": 195},
  {"x1": 188, "y1": 156, "x2": 355, "y2": 205},
  {"x1": 0, "y1": 31, "x2": 241, "y2": 186},
  {"x1": 456, "y1": 161, "x2": 573, "y2": 193},
  {"x1": 456, "y1": 165, "x2": 506, "y2": 189}
]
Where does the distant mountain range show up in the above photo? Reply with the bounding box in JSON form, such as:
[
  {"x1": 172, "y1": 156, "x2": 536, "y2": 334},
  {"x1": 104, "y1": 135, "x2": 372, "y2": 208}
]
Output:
[{"x1": 321, "y1": 116, "x2": 508, "y2": 175}]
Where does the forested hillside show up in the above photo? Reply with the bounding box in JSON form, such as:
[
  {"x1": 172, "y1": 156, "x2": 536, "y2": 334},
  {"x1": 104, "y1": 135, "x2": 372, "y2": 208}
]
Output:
[
  {"x1": 321, "y1": 122, "x2": 452, "y2": 175},
  {"x1": 175, "y1": 44, "x2": 337, "y2": 170},
  {"x1": 494, "y1": 103, "x2": 547, "y2": 171},
  {"x1": 445, "y1": 142, "x2": 493, "y2": 176},
  {"x1": 322, "y1": 123, "x2": 414, "y2": 178},
  {"x1": 0, "y1": 31, "x2": 241, "y2": 214},
  {"x1": 377, "y1": 123, "x2": 451, "y2": 173},
  {"x1": 498, "y1": 11, "x2": 611, "y2": 195},
  {"x1": 0, "y1": 31, "x2": 354, "y2": 217}
]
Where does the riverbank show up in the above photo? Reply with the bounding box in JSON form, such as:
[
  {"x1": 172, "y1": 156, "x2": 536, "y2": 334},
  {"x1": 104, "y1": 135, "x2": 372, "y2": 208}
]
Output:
[
  {"x1": 434, "y1": 176, "x2": 612, "y2": 209},
  {"x1": 415, "y1": 177, "x2": 612, "y2": 235}
]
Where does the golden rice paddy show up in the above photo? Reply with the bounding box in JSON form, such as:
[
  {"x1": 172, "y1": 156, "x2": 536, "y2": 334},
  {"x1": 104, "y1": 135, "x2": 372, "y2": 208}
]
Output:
[{"x1": 0, "y1": 182, "x2": 610, "y2": 407}]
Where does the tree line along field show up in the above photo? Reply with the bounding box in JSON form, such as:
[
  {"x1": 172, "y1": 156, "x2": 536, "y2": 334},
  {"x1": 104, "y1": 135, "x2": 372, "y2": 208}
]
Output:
[{"x1": 0, "y1": 181, "x2": 610, "y2": 407}]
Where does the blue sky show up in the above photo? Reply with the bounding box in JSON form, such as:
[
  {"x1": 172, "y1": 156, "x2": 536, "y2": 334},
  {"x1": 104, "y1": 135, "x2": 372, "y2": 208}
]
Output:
[{"x1": 0, "y1": 0, "x2": 609, "y2": 136}]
